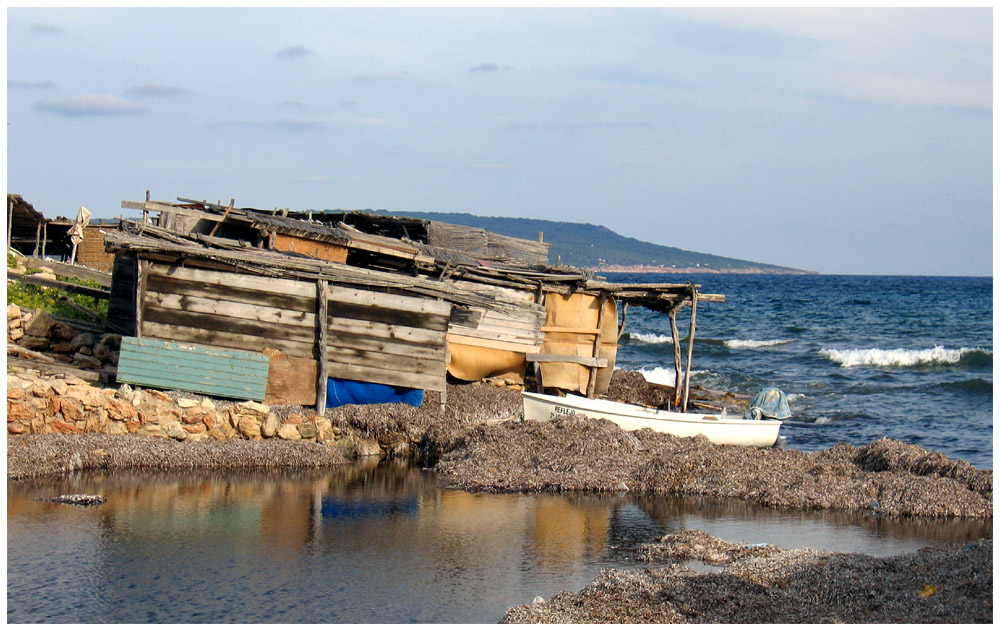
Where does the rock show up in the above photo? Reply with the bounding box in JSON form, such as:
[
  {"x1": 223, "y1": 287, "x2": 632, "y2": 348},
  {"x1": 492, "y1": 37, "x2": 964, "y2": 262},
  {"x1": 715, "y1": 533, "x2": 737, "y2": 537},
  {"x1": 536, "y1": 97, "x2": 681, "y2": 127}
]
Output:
[
  {"x1": 50, "y1": 379, "x2": 69, "y2": 396},
  {"x1": 30, "y1": 381, "x2": 52, "y2": 397},
  {"x1": 298, "y1": 418, "x2": 318, "y2": 440},
  {"x1": 136, "y1": 424, "x2": 166, "y2": 438},
  {"x1": 19, "y1": 335, "x2": 50, "y2": 350},
  {"x1": 106, "y1": 398, "x2": 137, "y2": 421},
  {"x1": 60, "y1": 400, "x2": 83, "y2": 423},
  {"x1": 72, "y1": 353, "x2": 103, "y2": 370},
  {"x1": 236, "y1": 400, "x2": 270, "y2": 418},
  {"x1": 49, "y1": 322, "x2": 77, "y2": 341},
  {"x1": 24, "y1": 310, "x2": 57, "y2": 337},
  {"x1": 8, "y1": 327, "x2": 24, "y2": 341},
  {"x1": 236, "y1": 415, "x2": 262, "y2": 440},
  {"x1": 100, "y1": 333, "x2": 123, "y2": 349},
  {"x1": 92, "y1": 343, "x2": 112, "y2": 361},
  {"x1": 39, "y1": 494, "x2": 106, "y2": 506},
  {"x1": 50, "y1": 419, "x2": 84, "y2": 434},
  {"x1": 50, "y1": 341, "x2": 75, "y2": 353},
  {"x1": 70, "y1": 332, "x2": 95, "y2": 349},
  {"x1": 7, "y1": 304, "x2": 22, "y2": 320},
  {"x1": 262, "y1": 413, "x2": 279, "y2": 438},
  {"x1": 177, "y1": 398, "x2": 201, "y2": 409},
  {"x1": 202, "y1": 412, "x2": 218, "y2": 430},
  {"x1": 277, "y1": 424, "x2": 301, "y2": 440}
]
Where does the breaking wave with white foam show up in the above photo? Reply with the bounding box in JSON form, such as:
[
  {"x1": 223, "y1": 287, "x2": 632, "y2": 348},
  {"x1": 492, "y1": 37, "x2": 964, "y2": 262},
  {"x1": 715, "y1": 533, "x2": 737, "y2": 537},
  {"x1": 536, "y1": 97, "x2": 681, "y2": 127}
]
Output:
[
  {"x1": 725, "y1": 339, "x2": 795, "y2": 349},
  {"x1": 819, "y1": 346, "x2": 990, "y2": 368},
  {"x1": 629, "y1": 332, "x2": 673, "y2": 345}
]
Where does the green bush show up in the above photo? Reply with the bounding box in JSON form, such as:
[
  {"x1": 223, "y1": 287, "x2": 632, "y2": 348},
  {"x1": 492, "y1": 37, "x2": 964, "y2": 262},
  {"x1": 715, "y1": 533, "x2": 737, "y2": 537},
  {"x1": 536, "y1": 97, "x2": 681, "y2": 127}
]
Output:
[{"x1": 6, "y1": 256, "x2": 109, "y2": 322}]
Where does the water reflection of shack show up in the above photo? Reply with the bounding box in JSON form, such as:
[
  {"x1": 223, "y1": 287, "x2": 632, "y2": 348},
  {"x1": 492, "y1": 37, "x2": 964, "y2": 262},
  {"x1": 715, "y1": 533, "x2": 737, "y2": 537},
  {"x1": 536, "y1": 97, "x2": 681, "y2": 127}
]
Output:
[{"x1": 105, "y1": 195, "x2": 724, "y2": 408}]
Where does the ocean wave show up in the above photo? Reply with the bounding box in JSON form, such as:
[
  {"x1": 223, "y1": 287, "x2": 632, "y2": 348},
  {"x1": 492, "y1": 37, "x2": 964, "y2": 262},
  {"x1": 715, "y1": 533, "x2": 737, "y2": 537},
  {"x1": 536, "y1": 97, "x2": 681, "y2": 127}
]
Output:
[
  {"x1": 724, "y1": 338, "x2": 795, "y2": 350},
  {"x1": 819, "y1": 346, "x2": 992, "y2": 368},
  {"x1": 639, "y1": 367, "x2": 710, "y2": 387},
  {"x1": 628, "y1": 332, "x2": 673, "y2": 345},
  {"x1": 932, "y1": 378, "x2": 993, "y2": 396}
]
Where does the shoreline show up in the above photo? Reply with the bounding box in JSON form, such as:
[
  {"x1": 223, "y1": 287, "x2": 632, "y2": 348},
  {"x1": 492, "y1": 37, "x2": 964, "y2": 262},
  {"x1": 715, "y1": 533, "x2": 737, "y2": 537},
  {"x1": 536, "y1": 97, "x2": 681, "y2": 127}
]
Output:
[
  {"x1": 6, "y1": 369, "x2": 992, "y2": 520},
  {"x1": 588, "y1": 265, "x2": 817, "y2": 274}
]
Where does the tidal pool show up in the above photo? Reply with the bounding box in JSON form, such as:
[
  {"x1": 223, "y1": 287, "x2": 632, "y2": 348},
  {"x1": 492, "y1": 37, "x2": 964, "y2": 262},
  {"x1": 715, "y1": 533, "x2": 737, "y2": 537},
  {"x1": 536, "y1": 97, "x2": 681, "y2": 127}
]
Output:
[{"x1": 7, "y1": 460, "x2": 990, "y2": 623}]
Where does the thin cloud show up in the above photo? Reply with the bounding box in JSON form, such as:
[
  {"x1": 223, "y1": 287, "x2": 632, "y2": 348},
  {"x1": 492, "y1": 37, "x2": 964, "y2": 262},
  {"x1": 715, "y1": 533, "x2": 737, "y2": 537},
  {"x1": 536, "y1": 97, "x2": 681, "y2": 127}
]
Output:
[
  {"x1": 29, "y1": 23, "x2": 62, "y2": 35},
  {"x1": 276, "y1": 45, "x2": 312, "y2": 59},
  {"x1": 469, "y1": 63, "x2": 499, "y2": 73},
  {"x1": 34, "y1": 94, "x2": 149, "y2": 117},
  {"x1": 8, "y1": 79, "x2": 55, "y2": 89},
  {"x1": 215, "y1": 118, "x2": 325, "y2": 132},
  {"x1": 126, "y1": 84, "x2": 188, "y2": 98}
]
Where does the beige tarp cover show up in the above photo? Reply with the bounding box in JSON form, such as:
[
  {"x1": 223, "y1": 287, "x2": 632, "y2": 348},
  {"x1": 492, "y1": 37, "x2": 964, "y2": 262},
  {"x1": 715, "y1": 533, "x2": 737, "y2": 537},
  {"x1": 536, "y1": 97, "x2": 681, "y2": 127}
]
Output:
[
  {"x1": 539, "y1": 292, "x2": 618, "y2": 395},
  {"x1": 447, "y1": 341, "x2": 527, "y2": 383}
]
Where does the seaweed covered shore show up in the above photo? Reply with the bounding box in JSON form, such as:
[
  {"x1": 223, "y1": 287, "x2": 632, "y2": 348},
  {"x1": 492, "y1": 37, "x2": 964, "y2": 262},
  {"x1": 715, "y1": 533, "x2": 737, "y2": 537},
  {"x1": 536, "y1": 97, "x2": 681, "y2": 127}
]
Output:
[{"x1": 501, "y1": 530, "x2": 993, "y2": 624}]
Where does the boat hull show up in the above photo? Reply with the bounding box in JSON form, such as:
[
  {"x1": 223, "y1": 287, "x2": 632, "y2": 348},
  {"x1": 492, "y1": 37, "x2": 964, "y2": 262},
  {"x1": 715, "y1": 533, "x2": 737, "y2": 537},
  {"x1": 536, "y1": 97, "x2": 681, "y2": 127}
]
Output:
[{"x1": 523, "y1": 392, "x2": 782, "y2": 447}]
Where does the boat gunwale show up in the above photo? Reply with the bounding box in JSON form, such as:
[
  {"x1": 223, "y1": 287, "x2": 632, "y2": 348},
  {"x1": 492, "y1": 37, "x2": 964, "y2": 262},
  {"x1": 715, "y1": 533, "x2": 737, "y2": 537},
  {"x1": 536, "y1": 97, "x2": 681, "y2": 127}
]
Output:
[{"x1": 524, "y1": 391, "x2": 783, "y2": 428}]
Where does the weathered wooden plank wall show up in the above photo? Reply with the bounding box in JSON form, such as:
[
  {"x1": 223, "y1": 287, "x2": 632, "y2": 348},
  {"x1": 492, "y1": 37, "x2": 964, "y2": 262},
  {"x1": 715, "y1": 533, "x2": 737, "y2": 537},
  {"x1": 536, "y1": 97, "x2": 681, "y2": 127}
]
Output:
[{"x1": 137, "y1": 259, "x2": 450, "y2": 393}]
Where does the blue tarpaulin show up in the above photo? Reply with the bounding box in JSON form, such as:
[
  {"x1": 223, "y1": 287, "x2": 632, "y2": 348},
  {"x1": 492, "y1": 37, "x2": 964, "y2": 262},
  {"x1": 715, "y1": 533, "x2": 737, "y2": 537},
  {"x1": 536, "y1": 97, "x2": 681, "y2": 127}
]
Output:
[
  {"x1": 326, "y1": 377, "x2": 424, "y2": 408},
  {"x1": 743, "y1": 387, "x2": 791, "y2": 420}
]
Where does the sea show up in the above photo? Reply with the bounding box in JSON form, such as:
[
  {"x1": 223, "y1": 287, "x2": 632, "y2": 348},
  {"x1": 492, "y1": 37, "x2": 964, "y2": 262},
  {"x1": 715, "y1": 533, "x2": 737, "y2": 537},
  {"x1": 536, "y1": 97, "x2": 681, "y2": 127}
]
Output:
[{"x1": 609, "y1": 273, "x2": 993, "y2": 470}]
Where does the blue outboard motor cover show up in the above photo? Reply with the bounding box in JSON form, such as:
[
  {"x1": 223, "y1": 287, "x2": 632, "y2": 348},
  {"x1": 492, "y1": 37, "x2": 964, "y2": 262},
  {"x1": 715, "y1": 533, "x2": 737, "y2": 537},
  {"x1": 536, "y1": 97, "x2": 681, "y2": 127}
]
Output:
[
  {"x1": 326, "y1": 378, "x2": 424, "y2": 408},
  {"x1": 744, "y1": 387, "x2": 791, "y2": 420}
]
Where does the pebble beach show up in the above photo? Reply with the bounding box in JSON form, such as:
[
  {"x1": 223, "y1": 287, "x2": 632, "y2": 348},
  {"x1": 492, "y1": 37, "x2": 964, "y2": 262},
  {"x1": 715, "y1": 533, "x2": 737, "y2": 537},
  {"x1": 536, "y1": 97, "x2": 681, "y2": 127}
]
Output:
[{"x1": 6, "y1": 369, "x2": 993, "y2": 624}]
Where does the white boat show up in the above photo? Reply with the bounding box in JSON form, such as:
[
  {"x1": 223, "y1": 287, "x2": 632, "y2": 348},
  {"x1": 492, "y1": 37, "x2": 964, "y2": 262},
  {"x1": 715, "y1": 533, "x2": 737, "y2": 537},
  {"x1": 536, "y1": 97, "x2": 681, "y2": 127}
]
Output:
[{"x1": 522, "y1": 391, "x2": 783, "y2": 447}]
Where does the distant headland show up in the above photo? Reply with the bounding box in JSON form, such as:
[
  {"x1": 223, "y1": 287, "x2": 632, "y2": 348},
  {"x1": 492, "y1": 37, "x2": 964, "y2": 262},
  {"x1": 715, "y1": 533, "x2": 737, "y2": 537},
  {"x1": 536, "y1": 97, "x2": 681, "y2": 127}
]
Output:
[{"x1": 348, "y1": 209, "x2": 813, "y2": 274}]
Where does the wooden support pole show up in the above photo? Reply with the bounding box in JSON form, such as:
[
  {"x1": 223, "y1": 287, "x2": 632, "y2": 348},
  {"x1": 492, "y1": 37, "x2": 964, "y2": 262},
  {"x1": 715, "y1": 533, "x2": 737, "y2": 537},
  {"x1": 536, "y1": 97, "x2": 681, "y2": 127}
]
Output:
[
  {"x1": 315, "y1": 279, "x2": 329, "y2": 413},
  {"x1": 33, "y1": 221, "x2": 41, "y2": 256},
  {"x1": 681, "y1": 289, "x2": 699, "y2": 413},
  {"x1": 669, "y1": 305, "x2": 683, "y2": 407},
  {"x1": 586, "y1": 292, "x2": 607, "y2": 398},
  {"x1": 135, "y1": 259, "x2": 148, "y2": 338},
  {"x1": 41, "y1": 222, "x2": 48, "y2": 259},
  {"x1": 616, "y1": 302, "x2": 629, "y2": 341}
]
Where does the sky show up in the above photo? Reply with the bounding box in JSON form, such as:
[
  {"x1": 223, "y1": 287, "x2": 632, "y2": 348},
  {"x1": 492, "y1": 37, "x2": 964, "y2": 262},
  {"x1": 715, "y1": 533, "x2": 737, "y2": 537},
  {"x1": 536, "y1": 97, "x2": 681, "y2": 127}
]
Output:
[{"x1": 5, "y1": 6, "x2": 994, "y2": 275}]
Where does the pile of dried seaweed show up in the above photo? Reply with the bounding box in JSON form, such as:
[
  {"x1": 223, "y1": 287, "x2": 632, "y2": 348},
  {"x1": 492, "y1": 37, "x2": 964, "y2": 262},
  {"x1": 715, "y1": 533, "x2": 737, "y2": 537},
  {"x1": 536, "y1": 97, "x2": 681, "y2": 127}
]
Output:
[{"x1": 502, "y1": 531, "x2": 993, "y2": 624}]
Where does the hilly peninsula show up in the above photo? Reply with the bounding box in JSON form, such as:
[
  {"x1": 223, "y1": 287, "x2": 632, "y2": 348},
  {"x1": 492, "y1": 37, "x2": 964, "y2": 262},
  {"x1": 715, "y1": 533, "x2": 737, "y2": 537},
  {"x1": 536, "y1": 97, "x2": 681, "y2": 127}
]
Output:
[{"x1": 363, "y1": 210, "x2": 809, "y2": 274}]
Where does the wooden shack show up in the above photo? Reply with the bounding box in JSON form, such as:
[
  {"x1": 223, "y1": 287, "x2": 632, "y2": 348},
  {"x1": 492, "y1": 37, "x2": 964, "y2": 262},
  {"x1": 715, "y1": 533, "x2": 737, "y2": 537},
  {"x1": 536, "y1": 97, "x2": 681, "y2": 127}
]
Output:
[{"x1": 107, "y1": 195, "x2": 723, "y2": 410}]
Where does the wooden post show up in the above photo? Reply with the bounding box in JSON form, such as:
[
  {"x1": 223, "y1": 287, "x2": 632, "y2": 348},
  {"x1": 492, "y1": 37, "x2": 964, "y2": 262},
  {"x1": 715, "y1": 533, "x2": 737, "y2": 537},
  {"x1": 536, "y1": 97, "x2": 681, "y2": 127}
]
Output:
[
  {"x1": 41, "y1": 222, "x2": 48, "y2": 259},
  {"x1": 616, "y1": 302, "x2": 629, "y2": 341},
  {"x1": 135, "y1": 259, "x2": 148, "y2": 338},
  {"x1": 681, "y1": 288, "x2": 699, "y2": 413},
  {"x1": 208, "y1": 198, "x2": 235, "y2": 237},
  {"x1": 33, "y1": 221, "x2": 41, "y2": 256},
  {"x1": 669, "y1": 304, "x2": 683, "y2": 407},
  {"x1": 586, "y1": 292, "x2": 607, "y2": 398},
  {"x1": 315, "y1": 279, "x2": 329, "y2": 413}
]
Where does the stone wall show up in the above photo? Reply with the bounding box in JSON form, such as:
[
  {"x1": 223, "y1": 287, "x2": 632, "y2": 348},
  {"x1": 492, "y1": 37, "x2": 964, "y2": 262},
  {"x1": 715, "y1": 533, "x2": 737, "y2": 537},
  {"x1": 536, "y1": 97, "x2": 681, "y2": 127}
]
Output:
[{"x1": 6, "y1": 370, "x2": 383, "y2": 458}]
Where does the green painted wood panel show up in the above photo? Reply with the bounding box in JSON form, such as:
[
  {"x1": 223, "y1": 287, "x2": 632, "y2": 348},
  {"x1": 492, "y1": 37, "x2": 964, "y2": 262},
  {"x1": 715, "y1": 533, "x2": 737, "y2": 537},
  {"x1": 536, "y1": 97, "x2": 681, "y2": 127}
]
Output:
[{"x1": 117, "y1": 337, "x2": 270, "y2": 401}]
